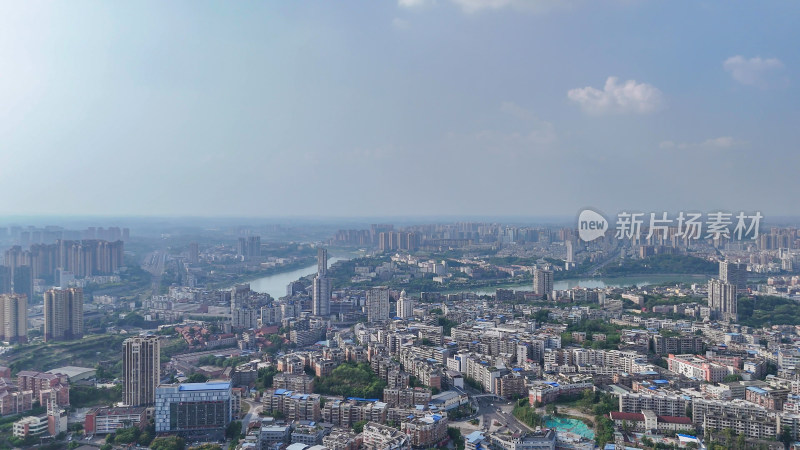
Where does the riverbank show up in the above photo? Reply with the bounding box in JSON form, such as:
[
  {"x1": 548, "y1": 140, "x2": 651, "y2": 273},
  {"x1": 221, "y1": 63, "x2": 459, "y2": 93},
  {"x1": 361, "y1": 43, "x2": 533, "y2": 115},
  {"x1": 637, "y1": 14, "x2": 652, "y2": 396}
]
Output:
[
  {"x1": 212, "y1": 256, "x2": 317, "y2": 291},
  {"x1": 439, "y1": 273, "x2": 712, "y2": 296}
]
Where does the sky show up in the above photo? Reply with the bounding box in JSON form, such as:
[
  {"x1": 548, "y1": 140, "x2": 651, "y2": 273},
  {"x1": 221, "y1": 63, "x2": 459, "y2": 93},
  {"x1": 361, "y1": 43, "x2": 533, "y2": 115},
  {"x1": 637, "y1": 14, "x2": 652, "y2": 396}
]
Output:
[{"x1": 0, "y1": 1, "x2": 798, "y2": 219}]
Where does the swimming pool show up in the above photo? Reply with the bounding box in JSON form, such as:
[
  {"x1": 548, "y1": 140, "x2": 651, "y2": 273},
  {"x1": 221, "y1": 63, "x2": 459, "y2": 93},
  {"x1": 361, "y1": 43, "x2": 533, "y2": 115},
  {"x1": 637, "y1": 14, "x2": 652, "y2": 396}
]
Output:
[{"x1": 544, "y1": 416, "x2": 595, "y2": 440}]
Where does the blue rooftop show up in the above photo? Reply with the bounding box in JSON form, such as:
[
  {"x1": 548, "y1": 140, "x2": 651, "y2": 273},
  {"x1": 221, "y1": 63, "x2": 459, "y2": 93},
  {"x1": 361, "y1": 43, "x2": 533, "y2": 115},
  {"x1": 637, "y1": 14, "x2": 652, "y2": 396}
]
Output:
[
  {"x1": 179, "y1": 382, "x2": 230, "y2": 391},
  {"x1": 466, "y1": 431, "x2": 484, "y2": 444}
]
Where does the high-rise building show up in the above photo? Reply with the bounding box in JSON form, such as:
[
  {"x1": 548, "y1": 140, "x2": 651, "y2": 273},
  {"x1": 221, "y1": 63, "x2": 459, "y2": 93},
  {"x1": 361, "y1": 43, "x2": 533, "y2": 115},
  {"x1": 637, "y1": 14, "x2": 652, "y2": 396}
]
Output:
[
  {"x1": 123, "y1": 335, "x2": 161, "y2": 407},
  {"x1": 155, "y1": 382, "x2": 233, "y2": 439},
  {"x1": 0, "y1": 266, "x2": 11, "y2": 294},
  {"x1": 317, "y1": 248, "x2": 328, "y2": 277},
  {"x1": 366, "y1": 287, "x2": 390, "y2": 323},
  {"x1": 247, "y1": 236, "x2": 261, "y2": 259},
  {"x1": 43, "y1": 288, "x2": 83, "y2": 342},
  {"x1": 312, "y1": 248, "x2": 330, "y2": 317},
  {"x1": 237, "y1": 236, "x2": 262, "y2": 260},
  {"x1": 0, "y1": 294, "x2": 27, "y2": 344},
  {"x1": 237, "y1": 237, "x2": 247, "y2": 258},
  {"x1": 719, "y1": 260, "x2": 747, "y2": 291},
  {"x1": 12, "y1": 266, "x2": 33, "y2": 304},
  {"x1": 188, "y1": 242, "x2": 199, "y2": 264},
  {"x1": 708, "y1": 278, "x2": 738, "y2": 322},
  {"x1": 533, "y1": 268, "x2": 554, "y2": 300},
  {"x1": 396, "y1": 290, "x2": 414, "y2": 319}
]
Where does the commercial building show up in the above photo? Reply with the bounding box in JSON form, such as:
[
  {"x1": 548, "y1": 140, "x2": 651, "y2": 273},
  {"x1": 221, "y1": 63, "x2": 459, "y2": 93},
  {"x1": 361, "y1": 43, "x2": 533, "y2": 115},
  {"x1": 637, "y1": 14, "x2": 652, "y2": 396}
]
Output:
[
  {"x1": 155, "y1": 382, "x2": 233, "y2": 439},
  {"x1": 43, "y1": 287, "x2": 83, "y2": 342},
  {"x1": 123, "y1": 335, "x2": 161, "y2": 406}
]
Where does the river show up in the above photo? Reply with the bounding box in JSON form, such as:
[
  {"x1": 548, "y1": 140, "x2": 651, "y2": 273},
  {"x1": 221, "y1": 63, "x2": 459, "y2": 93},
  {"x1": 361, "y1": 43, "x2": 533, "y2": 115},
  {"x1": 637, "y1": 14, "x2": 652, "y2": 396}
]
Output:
[
  {"x1": 245, "y1": 262, "x2": 708, "y2": 298},
  {"x1": 246, "y1": 257, "x2": 345, "y2": 298},
  {"x1": 467, "y1": 274, "x2": 711, "y2": 296}
]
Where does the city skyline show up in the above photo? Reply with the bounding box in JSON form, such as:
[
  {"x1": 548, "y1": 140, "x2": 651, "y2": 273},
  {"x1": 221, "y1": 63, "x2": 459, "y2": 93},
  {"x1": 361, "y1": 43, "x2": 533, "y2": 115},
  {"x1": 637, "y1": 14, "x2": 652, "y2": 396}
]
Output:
[{"x1": 0, "y1": 2, "x2": 798, "y2": 217}]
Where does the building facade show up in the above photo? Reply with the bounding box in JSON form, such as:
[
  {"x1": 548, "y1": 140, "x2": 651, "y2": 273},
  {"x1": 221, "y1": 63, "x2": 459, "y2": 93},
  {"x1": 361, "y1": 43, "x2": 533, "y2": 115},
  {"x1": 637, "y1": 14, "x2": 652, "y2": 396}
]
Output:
[
  {"x1": 0, "y1": 294, "x2": 27, "y2": 344},
  {"x1": 366, "y1": 288, "x2": 390, "y2": 323},
  {"x1": 43, "y1": 287, "x2": 83, "y2": 342},
  {"x1": 123, "y1": 335, "x2": 161, "y2": 406},
  {"x1": 155, "y1": 382, "x2": 233, "y2": 439}
]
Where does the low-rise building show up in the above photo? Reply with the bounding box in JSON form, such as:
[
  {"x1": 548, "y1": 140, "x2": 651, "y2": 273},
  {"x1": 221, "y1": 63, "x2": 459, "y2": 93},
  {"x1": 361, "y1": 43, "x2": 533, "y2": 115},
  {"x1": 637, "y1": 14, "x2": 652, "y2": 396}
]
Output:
[
  {"x1": 13, "y1": 415, "x2": 48, "y2": 438},
  {"x1": 609, "y1": 410, "x2": 694, "y2": 433},
  {"x1": 362, "y1": 422, "x2": 410, "y2": 450},
  {"x1": 84, "y1": 406, "x2": 148, "y2": 435},
  {"x1": 401, "y1": 414, "x2": 448, "y2": 448}
]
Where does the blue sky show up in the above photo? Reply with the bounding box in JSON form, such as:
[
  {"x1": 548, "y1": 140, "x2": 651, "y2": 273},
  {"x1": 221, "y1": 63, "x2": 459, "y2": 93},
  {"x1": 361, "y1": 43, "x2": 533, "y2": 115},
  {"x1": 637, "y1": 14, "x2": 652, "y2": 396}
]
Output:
[{"x1": 0, "y1": 1, "x2": 797, "y2": 218}]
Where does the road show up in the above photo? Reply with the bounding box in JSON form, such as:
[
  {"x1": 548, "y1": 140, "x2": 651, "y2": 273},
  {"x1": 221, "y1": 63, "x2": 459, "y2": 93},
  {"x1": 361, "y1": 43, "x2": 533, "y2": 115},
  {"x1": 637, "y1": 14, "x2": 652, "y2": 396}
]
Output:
[
  {"x1": 474, "y1": 397, "x2": 531, "y2": 435},
  {"x1": 449, "y1": 389, "x2": 534, "y2": 438},
  {"x1": 587, "y1": 243, "x2": 621, "y2": 276},
  {"x1": 142, "y1": 250, "x2": 167, "y2": 294},
  {"x1": 241, "y1": 398, "x2": 264, "y2": 433}
]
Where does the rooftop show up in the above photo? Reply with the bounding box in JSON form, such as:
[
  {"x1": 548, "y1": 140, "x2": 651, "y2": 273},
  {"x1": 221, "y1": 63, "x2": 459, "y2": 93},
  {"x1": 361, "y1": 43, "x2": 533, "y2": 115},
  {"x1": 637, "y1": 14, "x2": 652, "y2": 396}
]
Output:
[{"x1": 178, "y1": 382, "x2": 231, "y2": 391}]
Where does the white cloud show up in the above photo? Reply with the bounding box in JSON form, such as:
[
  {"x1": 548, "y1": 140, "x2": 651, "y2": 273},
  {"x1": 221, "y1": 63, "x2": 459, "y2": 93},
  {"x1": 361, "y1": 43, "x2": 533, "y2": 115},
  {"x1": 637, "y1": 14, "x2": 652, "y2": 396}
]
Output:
[
  {"x1": 723, "y1": 55, "x2": 785, "y2": 87},
  {"x1": 399, "y1": 0, "x2": 563, "y2": 13},
  {"x1": 567, "y1": 76, "x2": 664, "y2": 115},
  {"x1": 398, "y1": 0, "x2": 434, "y2": 8},
  {"x1": 659, "y1": 136, "x2": 745, "y2": 150},
  {"x1": 392, "y1": 18, "x2": 410, "y2": 30},
  {"x1": 449, "y1": 0, "x2": 561, "y2": 13},
  {"x1": 444, "y1": 102, "x2": 557, "y2": 158}
]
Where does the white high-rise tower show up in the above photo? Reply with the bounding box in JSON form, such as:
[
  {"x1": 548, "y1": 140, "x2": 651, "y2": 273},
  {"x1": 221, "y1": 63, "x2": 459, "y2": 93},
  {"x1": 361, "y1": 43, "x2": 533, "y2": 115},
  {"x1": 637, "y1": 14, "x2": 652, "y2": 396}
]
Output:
[
  {"x1": 313, "y1": 248, "x2": 331, "y2": 316},
  {"x1": 396, "y1": 289, "x2": 414, "y2": 319}
]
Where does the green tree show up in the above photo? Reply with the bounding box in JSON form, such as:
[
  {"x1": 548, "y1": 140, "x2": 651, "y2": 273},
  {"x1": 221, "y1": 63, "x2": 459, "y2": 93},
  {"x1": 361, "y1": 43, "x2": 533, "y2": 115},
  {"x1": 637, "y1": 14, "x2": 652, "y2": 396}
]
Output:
[
  {"x1": 186, "y1": 372, "x2": 209, "y2": 383},
  {"x1": 225, "y1": 421, "x2": 243, "y2": 440},
  {"x1": 353, "y1": 420, "x2": 368, "y2": 433},
  {"x1": 448, "y1": 427, "x2": 465, "y2": 450},
  {"x1": 780, "y1": 425, "x2": 793, "y2": 449},
  {"x1": 151, "y1": 436, "x2": 186, "y2": 450},
  {"x1": 314, "y1": 362, "x2": 387, "y2": 398}
]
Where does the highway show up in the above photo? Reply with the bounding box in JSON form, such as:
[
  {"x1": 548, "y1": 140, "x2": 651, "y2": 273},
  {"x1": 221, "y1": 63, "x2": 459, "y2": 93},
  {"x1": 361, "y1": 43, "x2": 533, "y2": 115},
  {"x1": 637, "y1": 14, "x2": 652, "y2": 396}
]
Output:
[{"x1": 142, "y1": 250, "x2": 167, "y2": 294}]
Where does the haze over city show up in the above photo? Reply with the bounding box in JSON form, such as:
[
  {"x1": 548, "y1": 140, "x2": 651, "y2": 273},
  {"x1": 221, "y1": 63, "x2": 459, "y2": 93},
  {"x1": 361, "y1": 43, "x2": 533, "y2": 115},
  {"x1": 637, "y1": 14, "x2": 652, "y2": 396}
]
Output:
[
  {"x1": 4, "y1": 4, "x2": 800, "y2": 449},
  {"x1": 1, "y1": 1, "x2": 798, "y2": 218}
]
